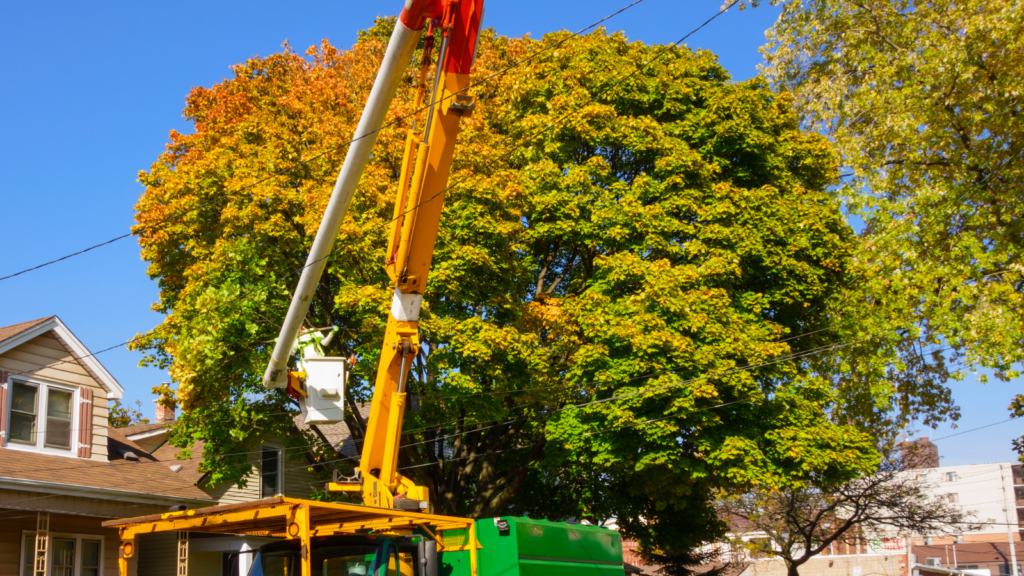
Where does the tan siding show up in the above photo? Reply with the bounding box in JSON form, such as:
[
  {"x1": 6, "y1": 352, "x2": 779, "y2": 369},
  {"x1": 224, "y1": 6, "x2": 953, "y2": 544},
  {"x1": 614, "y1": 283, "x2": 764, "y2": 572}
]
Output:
[
  {"x1": 0, "y1": 333, "x2": 113, "y2": 462},
  {"x1": 189, "y1": 551, "x2": 223, "y2": 576},
  {"x1": 202, "y1": 444, "x2": 320, "y2": 504},
  {"x1": 30, "y1": 334, "x2": 70, "y2": 352},
  {"x1": 2, "y1": 349, "x2": 92, "y2": 378},
  {"x1": 138, "y1": 532, "x2": 177, "y2": 576},
  {"x1": 283, "y1": 453, "x2": 321, "y2": 499},
  {"x1": 0, "y1": 356, "x2": 98, "y2": 388}
]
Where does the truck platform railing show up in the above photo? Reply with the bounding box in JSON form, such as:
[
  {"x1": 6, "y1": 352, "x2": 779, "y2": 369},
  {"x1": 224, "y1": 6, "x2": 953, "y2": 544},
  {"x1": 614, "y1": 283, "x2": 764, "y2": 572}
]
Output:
[{"x1": 102, "y1": 496, "x2": 479, "y2": 575}]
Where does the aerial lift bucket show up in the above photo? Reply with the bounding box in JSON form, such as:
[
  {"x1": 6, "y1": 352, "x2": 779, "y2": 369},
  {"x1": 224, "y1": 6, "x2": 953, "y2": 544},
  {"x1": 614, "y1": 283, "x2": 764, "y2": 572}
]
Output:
[{"x1": 297, "y1": 357, "x2": 348, "y2": 424}]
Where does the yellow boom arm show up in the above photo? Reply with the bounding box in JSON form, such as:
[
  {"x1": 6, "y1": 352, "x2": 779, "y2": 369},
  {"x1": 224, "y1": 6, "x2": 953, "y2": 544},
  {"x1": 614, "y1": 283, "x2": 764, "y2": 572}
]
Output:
[{"x1": 330, "y1": 0, "x2": 485, "y2": 511}]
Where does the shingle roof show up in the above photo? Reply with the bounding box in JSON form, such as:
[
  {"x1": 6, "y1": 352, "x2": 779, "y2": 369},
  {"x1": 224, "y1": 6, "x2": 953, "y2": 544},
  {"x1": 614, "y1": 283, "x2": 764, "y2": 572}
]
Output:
[
  {"x1": 107, "y1": 429, "x2": 159, "y2": 462},
  {"x1": 0, "y1": 316, "x2": 53, "y2": 347},
  {"x1": 294, "y1": 404, "x2": 368, "y2": 458},
  {"x1": 120, "y1": 421, "x2": 172, "y2": 437},
  {"x1": 150, "y1": 440, "x2": 207, "y2": 485},
  {"x1": 0, "y1": 447, "x2": 213, "y2": 502}
]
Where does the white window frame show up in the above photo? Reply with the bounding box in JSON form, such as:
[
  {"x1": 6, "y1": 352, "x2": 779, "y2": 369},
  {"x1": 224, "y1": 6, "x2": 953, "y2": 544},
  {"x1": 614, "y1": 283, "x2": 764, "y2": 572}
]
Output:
[
  {"x1": 260, "y1": 443, "x2": 284, "y2": 498},
  {"x1": 19, "y1": 530, "x2": 104, "y2": 576},
  {"x1": 947, "y1": 471, "x2": 958, "y2": 482},
  {"x1": 4, "y1": 376, "x2": 79, "y2": 457}
]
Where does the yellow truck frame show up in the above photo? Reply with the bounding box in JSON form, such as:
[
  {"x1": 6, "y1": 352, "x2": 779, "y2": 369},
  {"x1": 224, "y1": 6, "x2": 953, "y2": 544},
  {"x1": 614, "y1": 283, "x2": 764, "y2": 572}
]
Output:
[{"x1": 104, "y1": 497, "x2": 479, "y2": 576}]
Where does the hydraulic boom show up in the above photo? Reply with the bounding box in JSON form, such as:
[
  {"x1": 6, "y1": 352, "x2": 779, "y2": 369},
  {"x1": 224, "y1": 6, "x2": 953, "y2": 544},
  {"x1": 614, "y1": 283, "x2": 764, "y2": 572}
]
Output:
[{"x1": 263, "y1": 0, "x2": 485, "y2": 512}]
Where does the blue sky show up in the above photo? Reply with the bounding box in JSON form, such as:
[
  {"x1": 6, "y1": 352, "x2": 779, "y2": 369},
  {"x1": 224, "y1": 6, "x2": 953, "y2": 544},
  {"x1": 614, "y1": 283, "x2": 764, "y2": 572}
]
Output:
[{"x1": 0, "y1": 0, "x2": 1017, "y2": 466}]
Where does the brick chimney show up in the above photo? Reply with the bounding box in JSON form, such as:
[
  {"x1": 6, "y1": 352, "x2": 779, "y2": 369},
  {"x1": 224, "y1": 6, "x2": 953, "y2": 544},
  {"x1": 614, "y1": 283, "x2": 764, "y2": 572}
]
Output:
[
  {"x1": 155, "y1": 382, "x2": 175, "y2": 423},
  {"x1": 900, "y1": 436, "x2": 939, "y2": 470}
]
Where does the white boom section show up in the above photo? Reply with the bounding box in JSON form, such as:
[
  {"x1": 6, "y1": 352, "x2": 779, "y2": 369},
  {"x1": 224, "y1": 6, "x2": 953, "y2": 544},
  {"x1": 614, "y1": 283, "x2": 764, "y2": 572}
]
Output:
[{"x1": 263, "y1": 20, "x2": 423, "y2": 388}]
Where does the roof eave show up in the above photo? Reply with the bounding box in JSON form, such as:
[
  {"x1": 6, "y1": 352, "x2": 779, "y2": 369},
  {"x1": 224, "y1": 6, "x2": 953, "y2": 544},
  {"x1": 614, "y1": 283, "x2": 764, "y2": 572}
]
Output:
[
  {"x1": 0, "y1": 316, "x2": 125, "y2": 399},
  {"x1": 0, "y1": 476, "x2": 213, "y2": 506}
]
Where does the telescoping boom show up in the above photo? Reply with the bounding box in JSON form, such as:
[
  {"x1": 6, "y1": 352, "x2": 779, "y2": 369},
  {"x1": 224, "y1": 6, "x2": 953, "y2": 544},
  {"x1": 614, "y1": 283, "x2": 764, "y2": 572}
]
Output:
[{"x1": 263, "y1": 0, "x2": 485, "y2": 511}]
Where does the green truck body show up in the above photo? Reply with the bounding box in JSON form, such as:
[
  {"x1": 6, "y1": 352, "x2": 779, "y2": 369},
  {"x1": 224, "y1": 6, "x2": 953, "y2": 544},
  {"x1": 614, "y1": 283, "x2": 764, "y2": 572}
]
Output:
[
  {"x1": 246, "y1": 516, "x2": 624, "y2": 576},
  {"x1": 439, "y1": 517, "x2": 624, "y2": 576}
]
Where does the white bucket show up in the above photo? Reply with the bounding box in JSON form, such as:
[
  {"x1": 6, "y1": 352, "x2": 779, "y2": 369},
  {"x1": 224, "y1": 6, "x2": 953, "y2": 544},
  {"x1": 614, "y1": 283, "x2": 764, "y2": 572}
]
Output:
[{"x1": 299, "y1": 357, "x2": 348, "y2": 424}]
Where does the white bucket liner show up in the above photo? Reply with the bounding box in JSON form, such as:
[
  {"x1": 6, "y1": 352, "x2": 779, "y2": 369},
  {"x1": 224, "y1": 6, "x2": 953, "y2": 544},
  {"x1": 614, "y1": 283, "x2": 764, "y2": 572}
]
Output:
[{"x1": 299, "y1": 357, "x2": 348, "y2": 424}]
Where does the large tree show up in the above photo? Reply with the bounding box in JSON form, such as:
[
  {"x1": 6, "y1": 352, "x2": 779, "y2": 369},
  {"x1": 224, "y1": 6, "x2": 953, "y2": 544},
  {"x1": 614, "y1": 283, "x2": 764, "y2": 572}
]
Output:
[
  {"x1": 757, "y1": 0, "x2": 1024, "y2": 449},
  {"x1": 132, "y1": 18, "x2": 909, "y2": 552}
]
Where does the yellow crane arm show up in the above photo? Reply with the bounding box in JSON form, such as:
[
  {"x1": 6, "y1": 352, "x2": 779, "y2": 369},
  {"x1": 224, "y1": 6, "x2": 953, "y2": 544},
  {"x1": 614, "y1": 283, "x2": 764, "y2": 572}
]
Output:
[{"x1": 331, "y1": 0, "x2": 485, "y2": 511}]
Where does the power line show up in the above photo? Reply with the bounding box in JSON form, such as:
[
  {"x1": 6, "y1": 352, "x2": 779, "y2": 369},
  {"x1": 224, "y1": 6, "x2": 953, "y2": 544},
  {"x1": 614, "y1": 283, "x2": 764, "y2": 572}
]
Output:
[{"x1": 929, "y1": 418, "x2": 1019, "y2": 442}]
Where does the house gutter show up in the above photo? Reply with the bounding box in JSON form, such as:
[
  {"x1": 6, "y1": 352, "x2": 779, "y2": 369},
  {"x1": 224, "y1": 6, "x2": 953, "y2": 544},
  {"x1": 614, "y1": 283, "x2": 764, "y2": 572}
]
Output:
[{"x1": 0, "y1": 476, "x2": 213, "y2": 507}]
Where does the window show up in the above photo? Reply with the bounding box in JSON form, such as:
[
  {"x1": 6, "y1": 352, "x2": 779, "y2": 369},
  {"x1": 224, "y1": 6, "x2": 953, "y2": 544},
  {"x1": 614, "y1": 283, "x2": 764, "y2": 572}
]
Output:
[
  {"x1": 10, "y1": 382, "x2": 39, "y2": 444},
  {"x1": 947, "y1": 472, "x2": 958, "y2": 482},
  {"x1": 947, "y1": 493, "x2": 959, "y2": 504},
  {"x1": 924, "y1": 536, "x2": 934, "y2": 545},
  {"x1": 955, "y1": 535, "x2": 964, "y2": 544},
  {"x1": 52, "y1": 538, "x2": 75, "y2": 576},
  {"x1": 261, "y1": 445, "x2": 282, "y2": 498},
  {"x1": 20, "y1": 532, "x2": 103, "y2": 576},
  {"x1": 6, "y1": 378, "x2": 77, "y2": 454},
  {"x1": 917, "y1": 474, "x2": 929, "y2": 483}
]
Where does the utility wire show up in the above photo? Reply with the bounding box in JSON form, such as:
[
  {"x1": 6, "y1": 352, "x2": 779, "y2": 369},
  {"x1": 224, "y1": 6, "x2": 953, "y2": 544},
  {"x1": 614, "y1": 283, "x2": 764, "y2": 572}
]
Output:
[{"x1": 929, "y1": 418, "x2": 1019, "y2": 442}]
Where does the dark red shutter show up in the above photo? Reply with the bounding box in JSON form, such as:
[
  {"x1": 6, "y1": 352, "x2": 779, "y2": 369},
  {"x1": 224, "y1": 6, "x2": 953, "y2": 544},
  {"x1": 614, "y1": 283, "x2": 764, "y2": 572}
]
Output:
[
  {"x1": 0, "y1": 371, "x2": 8, "y2": 446},
  {"x1": 77, "y1": 388, "x2": 93, "y2": 458}
]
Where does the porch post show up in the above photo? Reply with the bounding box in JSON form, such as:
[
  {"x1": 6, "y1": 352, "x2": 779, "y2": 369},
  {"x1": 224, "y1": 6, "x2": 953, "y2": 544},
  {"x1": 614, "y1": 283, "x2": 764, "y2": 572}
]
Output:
[
  {"x1": 177, "y1": 531, "x2": 189, "y2": 576},
  {"x1": 34, "y1": 511, "x2": 49, "y2": 576}
]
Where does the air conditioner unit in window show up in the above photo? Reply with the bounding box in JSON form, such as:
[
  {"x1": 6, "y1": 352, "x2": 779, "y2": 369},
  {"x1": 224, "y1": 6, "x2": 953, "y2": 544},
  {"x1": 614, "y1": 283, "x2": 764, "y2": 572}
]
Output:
[
  {"x1": 299, "y1": 357, "x2": 349, "y2": 424},
  {"x1": 926, "y1": 558, "x2": 942, "y2": 567}
]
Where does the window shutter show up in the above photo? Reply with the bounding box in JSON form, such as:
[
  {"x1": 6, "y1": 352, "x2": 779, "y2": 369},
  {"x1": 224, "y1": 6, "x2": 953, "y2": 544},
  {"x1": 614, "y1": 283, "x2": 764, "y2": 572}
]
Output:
[
  {"x1": 77, "y1": 388, "x2": 93, "y2": 458},
  {"x1": 0, "y1": 370, "x2": 8, "y2": 444}
]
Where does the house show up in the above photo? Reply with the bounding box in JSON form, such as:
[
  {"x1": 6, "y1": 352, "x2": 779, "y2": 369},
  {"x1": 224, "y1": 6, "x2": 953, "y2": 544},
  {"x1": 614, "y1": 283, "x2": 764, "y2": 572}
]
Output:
[{"x1": 0, "y1": 316, "x2": 323, "y2": 575}]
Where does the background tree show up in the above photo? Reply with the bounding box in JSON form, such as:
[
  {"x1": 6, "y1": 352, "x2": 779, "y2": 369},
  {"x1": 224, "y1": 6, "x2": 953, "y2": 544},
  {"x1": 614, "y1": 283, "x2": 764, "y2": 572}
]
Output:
[
  {"x1": 720, "y1": 453, "x2": 979, "y2": 576},
  {"x1": 754, "y1": 0, "x2": 1024, "y2": 451},
  {"x1": 131, "y1": 18, "x2": 942, "y2": 554},
  {"x1": 109, "y1": 399, "x2": 151, "y2": 428}
]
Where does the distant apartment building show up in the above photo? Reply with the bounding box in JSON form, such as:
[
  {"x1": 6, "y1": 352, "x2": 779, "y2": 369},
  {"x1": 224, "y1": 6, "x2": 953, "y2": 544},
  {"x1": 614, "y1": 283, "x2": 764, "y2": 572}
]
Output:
[{"x1": 898, "y1": 437, "x2": 1021, "y2": 546}]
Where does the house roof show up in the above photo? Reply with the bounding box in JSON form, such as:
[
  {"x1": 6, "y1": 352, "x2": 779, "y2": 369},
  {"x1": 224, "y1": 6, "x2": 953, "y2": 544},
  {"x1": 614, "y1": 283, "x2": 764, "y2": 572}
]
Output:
[
  {"x1": 0, "y1": 447, "x2": 213, "y2": 504},
  {"x1": 0, "y1": 317, "x2": 51, "y2": 344},
  {"x1": 107, "y1": 429, "x2": 159, "y2": 462},
  {"x1": 0, "y1": 315, "x2": 124, "y2": 399},
  {"x1": 294, "y1": 403, "x2": 368, "y2": 458},
  {"x1": 150, "y1": 439, "x2": 207, "y2": 485},
  {"x1": 120, "y1": 421, "x2": 171, "y2": 437}
]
